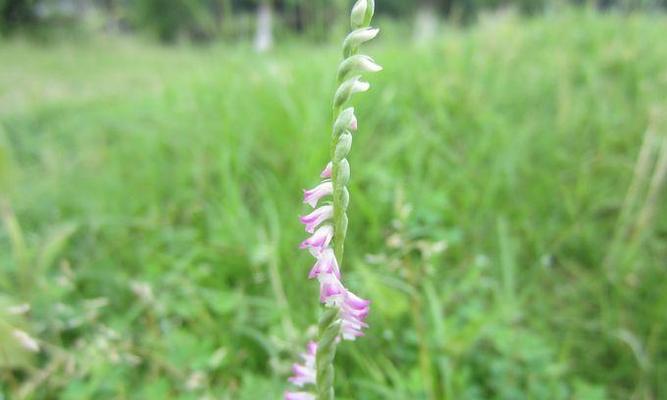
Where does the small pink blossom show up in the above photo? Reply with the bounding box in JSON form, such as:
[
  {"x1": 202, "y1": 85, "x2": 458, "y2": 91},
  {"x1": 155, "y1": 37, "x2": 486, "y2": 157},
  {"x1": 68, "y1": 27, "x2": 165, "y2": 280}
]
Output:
[
  {"x1": 303, "y1": 181, "x2": 333, "y2": 208},
  {"x1": 308, "y1": 248, "x2": 340, "y2": 279},
  {"x1": 300, "y1": 205, "x2": 333, "y2": 233},
  {"x1": 299, "y1": 225, "x2": 334, "y2": 254},
  {"x1": 288, "y1": 341, "x2": 317, "y2": 387},
  {"x1": 318, "y1": 273, "x2": 346, "y2": 306},
  {"x1": 284, "y1": 392, "x2": 315, "y2": 400},
  {"x1": 340, "y1": 290, "x2": 370, "y2": 341}
]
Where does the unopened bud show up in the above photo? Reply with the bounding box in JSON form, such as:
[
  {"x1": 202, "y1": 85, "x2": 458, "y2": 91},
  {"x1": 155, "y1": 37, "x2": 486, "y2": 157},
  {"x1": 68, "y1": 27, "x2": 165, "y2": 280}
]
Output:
[
  {"x1": 333, "y1": 76, "x2": 370, "y2": 108},
  {"x1": 364, "y1": 0, "x2": 376, "y2": 26},
  {"x1": 337, "y1": 159, "x2": 350, "y2": 185},
  {"x1": 351, "y1": 0, "x2": 368, "y2": 29},
  {"x1": 334, "y1": 133, "x2": 353, "y2": 162},
  {"x1": 333, "y1": 107, "x2": 356, "y2": 136},
  {"x1": 343, "y1": 27, "x2": 380, "y2": 57},
  {"x1": 341, "y1": 187, "x2": 350, "y2": 210},
  {"x1": 337, "y1": 55, "x2": 383, "y2": 82}
]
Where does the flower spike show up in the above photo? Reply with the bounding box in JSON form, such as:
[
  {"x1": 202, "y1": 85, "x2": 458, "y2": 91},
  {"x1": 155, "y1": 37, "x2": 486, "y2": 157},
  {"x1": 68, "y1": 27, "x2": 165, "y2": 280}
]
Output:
[{"x1": 286, "y1": 1, "x2": 380, "y2": 398}]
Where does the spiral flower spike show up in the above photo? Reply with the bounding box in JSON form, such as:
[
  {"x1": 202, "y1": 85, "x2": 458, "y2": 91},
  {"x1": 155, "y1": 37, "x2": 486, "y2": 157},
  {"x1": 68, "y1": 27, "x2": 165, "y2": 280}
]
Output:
[
  {"x1": 318, "y1": 1, "x2": 380, "y2": 398},
  {"x1": 285, "y1": 1, "x2": 380, "y2": 399}
]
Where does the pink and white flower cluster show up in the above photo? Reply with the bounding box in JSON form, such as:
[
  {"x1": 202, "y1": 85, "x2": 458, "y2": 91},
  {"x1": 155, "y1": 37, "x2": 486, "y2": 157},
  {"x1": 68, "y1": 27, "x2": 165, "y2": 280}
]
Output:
[
  {"x1": 298, "y1": 152, "x2": 369, "y2": 340},
  {"x1": 285, "y1": 117, "x2": 370, "y2": 399},
  {"x1": 287, "y1": 341, "x2": 317, "y2": 392},
  {"x1": 284, "y1": 341, "x2": 317, "y2": 399}
]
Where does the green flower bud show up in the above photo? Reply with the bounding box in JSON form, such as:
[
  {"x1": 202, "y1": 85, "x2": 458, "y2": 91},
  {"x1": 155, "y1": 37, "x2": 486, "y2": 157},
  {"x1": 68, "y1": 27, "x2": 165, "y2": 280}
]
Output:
[
  {"x1": 333, "y1": 76, "x2": 370, "y2": 108},
  {"x1": 333, "y1": 107, "x2": 356, "y2": 137},
  {"x1": 337, "y1": 159, "x2": 350, "y2": 186},
  {"x1": 339, "y1": 213, "x2": 348, "y2": 240},
  {"x1": 364, "y1": 0, "x2": 375, "y2": 26},
  {"x1": 334, "y1": 132, "x2": 353, "y2": 162},
  {"x1": 341, "y1": 187, "x2": 350, "y2": 210}
]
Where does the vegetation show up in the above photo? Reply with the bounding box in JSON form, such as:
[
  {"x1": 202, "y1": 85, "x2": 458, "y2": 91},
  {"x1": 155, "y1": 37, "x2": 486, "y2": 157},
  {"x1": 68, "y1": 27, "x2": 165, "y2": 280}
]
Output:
[
  {"x1": 2, "y1": 0, "x2": 667, "y2": 41},
  {"x1": 1, "y1": 10, "x2": 666, "y2": 400}
]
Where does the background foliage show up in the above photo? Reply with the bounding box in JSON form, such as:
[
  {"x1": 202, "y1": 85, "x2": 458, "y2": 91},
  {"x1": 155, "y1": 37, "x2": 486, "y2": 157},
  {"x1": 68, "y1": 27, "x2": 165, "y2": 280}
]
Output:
[
  {"x1": 2, "y1": 0, "x2": 667, "y2": 40},
  {"x1": 1, "y1": 4, "x2": 667, "y2": 400}
]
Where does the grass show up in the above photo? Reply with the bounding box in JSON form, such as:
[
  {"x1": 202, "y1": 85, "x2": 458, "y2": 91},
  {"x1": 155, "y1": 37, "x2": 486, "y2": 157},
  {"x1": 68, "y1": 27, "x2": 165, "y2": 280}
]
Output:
[{"x1": 1, "y1": 9, "x2": 666, "y2": 400}]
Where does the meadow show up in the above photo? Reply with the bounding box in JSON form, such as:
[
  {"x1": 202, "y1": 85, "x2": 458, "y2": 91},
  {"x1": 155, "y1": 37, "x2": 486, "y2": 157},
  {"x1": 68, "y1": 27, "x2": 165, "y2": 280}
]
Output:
[{"x1": 1, "y1": 10, "x2": 666, "y2": 400}]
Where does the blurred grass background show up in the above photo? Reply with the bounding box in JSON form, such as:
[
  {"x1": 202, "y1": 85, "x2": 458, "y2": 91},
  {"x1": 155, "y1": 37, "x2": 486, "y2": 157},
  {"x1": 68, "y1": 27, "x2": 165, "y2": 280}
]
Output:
[{"x1": 1, "y1": 7, "x2": 667, "y2": 400}]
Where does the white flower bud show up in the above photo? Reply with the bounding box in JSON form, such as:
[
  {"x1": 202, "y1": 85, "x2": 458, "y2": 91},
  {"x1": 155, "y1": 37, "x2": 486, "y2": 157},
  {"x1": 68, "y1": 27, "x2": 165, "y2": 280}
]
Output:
[
  {"x1": 337, "y1": 55, "x2": 383, "y2": 81},
  {"x1": 365, "y1": 0, "x2": 375, "y2": 26},
  {"x1": 351, "y1": 0, "x2": 368, "y2": 29},
  {"x1": 343, "y1": 27, "x2": 380, "y2": 57}
]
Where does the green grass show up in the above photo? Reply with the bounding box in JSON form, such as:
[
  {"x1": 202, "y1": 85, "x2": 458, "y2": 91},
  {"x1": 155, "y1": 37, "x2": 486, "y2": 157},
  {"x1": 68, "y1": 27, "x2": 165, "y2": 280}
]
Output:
[{"x1": 1, "y1": 10, "x2": 666, "y2": 400}]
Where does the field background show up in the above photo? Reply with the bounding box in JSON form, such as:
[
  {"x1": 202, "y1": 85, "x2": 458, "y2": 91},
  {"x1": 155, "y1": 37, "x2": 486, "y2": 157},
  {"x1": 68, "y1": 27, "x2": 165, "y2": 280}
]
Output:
[{"x1": 1, "y1": 8, "x2": 667, "y2": 400}]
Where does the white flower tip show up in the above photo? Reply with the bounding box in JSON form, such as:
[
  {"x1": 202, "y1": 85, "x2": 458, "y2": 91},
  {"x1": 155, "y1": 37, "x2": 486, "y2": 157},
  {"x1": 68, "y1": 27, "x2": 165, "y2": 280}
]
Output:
[
  {"x1": 352, "y1": 80, "x2": 370, "y2": 93},
  {"x1": 361, "y1": 57, "x2": 383, "y2": 72},
  {"x1": 364, "y1": 27, "x2": 380, "y2": 40},
  {"x1": 350, "y1": 115, "x2": 358, "y2": 131}
]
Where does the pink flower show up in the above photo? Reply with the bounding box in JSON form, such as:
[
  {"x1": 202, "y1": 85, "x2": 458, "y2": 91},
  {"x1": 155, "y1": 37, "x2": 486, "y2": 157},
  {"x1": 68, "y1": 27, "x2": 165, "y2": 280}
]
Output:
[
  {"x1": 340, "y1": 290, "x2": 370, "y2": 341},
  {"x1": 308, "y1": 248, "x2": 340, "y2": 279},
  {"x1": 300, "y1": 205, "x2": 333, "y2": 234},
  {"x1": 320, "y1": 162, "x2": 333, "y2": 179},
  {"x1": 318, "y1": 273, "x2": 346, "y2": 307},
  {"x1": 303, "y1": 181, "x2": 333, "y2": 208},
  {"x1": 300, "y1": 225, "x2": 333, "y2": 254},
  {"x1": 284, "y1": 392, "x2": 315, "y2": 400},
  {"x1": 288, "y1": 342, "x2": 317, "y2": 387}
]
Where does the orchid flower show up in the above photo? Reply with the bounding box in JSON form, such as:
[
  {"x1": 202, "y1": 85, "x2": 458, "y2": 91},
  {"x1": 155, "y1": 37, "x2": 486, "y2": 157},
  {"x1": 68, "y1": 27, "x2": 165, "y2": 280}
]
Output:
[{"x1": 285, "y1": 1, "x2": 380, "y2": 398}]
